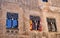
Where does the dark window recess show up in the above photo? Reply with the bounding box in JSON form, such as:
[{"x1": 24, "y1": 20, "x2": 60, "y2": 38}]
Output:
[
  {"x1": 43, "y1": 0, "x2": 48, "y2": 2},
  {"x1": 6, "y1": 30, "x2": 10, "y2": 33},
  {"x1": 6, "y1": 12, "x2": 18, "y2": 29},
  {"x1": 30, "y1": 15, "x2": 42, "y2": 31},
  {"x1": 47, "y1": 18, "x2": 57, "y2": 32}
]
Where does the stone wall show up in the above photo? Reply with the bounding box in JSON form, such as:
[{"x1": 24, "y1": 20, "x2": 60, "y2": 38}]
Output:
[
  {"x1": 50, "y1": 0, "x2": 60, "y2": 7},
  {"x1": 0, "y1": 0, "x2": 60, "y2": 38}
]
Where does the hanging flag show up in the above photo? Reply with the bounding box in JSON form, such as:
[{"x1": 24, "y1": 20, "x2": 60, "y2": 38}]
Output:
[
  {"x1": 39, "y1": 19, "x2": 42, "y2": 31},
  {"x1": 30, "y1": 20, "x2": 32, "y2": 30},
  {"x1": 6, "y1": 19, "x2": 12, "y2": 28},
  {"x1": 12, "y1": 20, "x2": 18, "y2": 28}
]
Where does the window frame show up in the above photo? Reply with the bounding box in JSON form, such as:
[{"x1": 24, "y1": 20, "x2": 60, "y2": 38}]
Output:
[
  {"x1": 42, "y1": 0, "x2": 48, "y2": 2},
  {"x1": 47, "y1": 18, "x2": 57, "y2": 32},
  {"x1": 30, "y1": 15, "x2": 42, "y2": 31},
  {"x1": 6, "y1": 12, "x2": 18, "y2": 29}
]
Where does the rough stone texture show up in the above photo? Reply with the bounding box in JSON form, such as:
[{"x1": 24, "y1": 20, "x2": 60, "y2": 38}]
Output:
[
  {"x1": 50, "y1": 0, "x2": 60, "y2": 7},
  {"x1": 0, "y1": 0, "x2": 60, "y2": 38}
]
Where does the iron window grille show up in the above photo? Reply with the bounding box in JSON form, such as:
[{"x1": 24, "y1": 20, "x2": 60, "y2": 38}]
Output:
[
  {"x1": 47, "y1": 18, "x2": 57, "y2": 32},
  {"x1": 6, "y1": 12, "x2": 18, "y2": 29},
  {"x1": 30, "y1": 15, "x2": 42, "y2": 31}
]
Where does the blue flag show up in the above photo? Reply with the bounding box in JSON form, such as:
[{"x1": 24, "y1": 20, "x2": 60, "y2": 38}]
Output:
[
  {"x1": 6, "y1": 19, "x2": 12, "y2": 28},
  {"x1": 12, "y1": 20, "x2": 17, "y2": 28}
]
